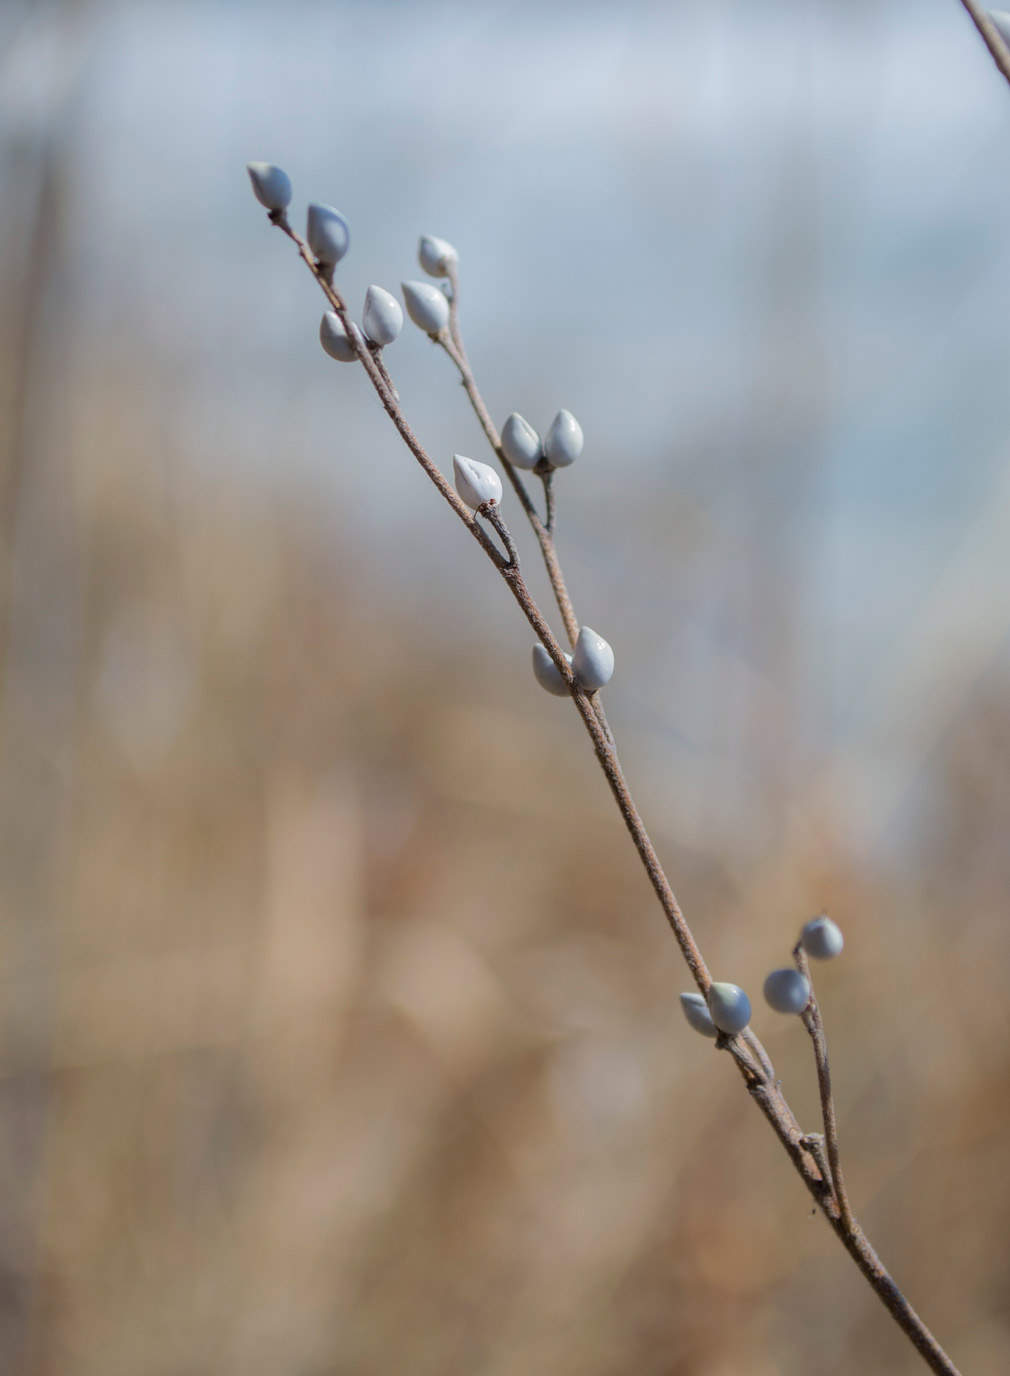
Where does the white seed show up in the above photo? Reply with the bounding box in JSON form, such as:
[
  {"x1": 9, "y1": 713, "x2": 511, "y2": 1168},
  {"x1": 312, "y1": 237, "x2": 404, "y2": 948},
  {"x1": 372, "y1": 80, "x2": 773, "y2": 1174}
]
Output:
[
  {"x1": 362, "y1": 285, "x2": 403, "y2": 347},
  {"x1": 501, "y1": 413, "x2": 543, "y2": 471},
  {"x1": 572, "y1": 626, "x2": 614, "y2": 691},
  {"x1": 532, "y1": 645, "x2": 572, "y2": 696},
  {"x1": 418, "y1": 234, "x2": 459, "y2": 277},
  {"x1": 991, "y1": 11, "x2": 1010, "y2": 47},
  {"x1": 763, "y1": 967, "x2": 811, "y2": 1015},
  {"x1": 801, "y1": 916, "x2": 844, "y2": 961},
  {"x1": 319, "y1": 311, "x2": 361, "y2": 362},
  {"x1": 306, "y1": 203, "x2": 350, "y2": 266},
  {"x1": 401, "y1": 280, "x2": 450, "y2": 335},
  {"x1": 247, "y1": 162, "x2": 292, "y2": 212},
  {"x1": 680, "y1": 992, "x2": 718, "y2": 1039},
  {"x1": 544, "y1": 409, "x2": 583, "y2": 468},
  {"x1": 707, "y1": 982, "x2": 751, "y2": 1035},
  {"x1": 453, "y1": 454, "x2": 502, "y2": 510}
]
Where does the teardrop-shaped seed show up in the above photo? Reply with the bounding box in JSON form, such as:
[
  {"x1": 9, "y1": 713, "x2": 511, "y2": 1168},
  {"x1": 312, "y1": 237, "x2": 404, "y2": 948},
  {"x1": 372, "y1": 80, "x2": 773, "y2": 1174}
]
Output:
[
  {"x1": 501, "y1": 413, "x2": 543, "y2": 470},
  {"x1": 572, "y1": 626, "x2": 614, "y2": 691},
  {"x1": 247, "y1": 162, "x2": 292, "y2": 211},
  {"x1": 401, "y1": 280, "x2": 450, "y2": 335},
  {"x1": 544, "y1": 409, "x2": 583, "y2": 468},
  {"x1": 319, "y1": 311, "x2": 361, "y2": 362},
  {"x1": 453, "y1": 454, "x2": 502, "y2": 510},
  {"x1": 418, "y1": 234, "x2": 459, "y2": 277},
  {"x1": 362, "y1": 285, "x2": 403, "y2": 346},
  {"x1": 532, "y1": 645, "x2": 572, "y2": 696},
  {"x1": 800, "y1": 917, "x2": 844, "y2": 961},
  {"x1": 680, "y1": 992, "x2": 718, "y2": 1039},
  {"x1": 707, "y1": 982, "x2": 751, "y2": 1034},
  {"x1": 763, "y1": 968, "x2": 811, "y2": 1015},
  {"x1": 306, "y1": 203, "x2": 350, "y2": 266}
]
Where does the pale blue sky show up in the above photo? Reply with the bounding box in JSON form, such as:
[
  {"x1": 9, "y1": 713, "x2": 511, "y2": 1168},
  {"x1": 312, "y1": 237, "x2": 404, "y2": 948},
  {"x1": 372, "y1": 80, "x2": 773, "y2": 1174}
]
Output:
[{"x1": 4, "y1": 0, "x2": 1010, "y2": 861}]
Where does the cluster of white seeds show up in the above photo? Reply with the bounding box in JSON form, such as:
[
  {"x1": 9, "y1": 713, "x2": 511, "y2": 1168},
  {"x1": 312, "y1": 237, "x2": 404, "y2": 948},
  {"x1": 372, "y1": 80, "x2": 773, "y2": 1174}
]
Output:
[
  {"x1": 248, "y1": 161, "x2": 614, "y2": 703},
  {"x1": 250, "y1": 163, "x2": 855, "y2": 1085},
  {"x1": 679, "y1": 916, "x2": 844, "y2": 1041}
]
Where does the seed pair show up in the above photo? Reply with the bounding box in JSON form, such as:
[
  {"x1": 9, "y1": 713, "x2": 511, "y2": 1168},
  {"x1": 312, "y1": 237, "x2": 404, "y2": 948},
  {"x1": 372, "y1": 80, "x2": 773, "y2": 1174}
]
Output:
[
  {"x1": 501, "y1": 410, "x2": 584, "y2": 471},
  {"x1": 248, "y1": 164, "x2": 351, "y2": 269},
  {"x1": 680, "y1": 983, "x2": 751, "y2": 1038},
  {"x1": 532, "y1": 627, "x2": 615, "y2": 696},
  {"x1": 319, "y1": 284, "x2": 403, "y2": 361}
]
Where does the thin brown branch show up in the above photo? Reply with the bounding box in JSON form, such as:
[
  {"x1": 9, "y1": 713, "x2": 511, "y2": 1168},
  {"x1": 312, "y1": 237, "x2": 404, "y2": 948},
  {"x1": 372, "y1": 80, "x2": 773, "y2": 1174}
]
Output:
[
  {"x1": 263, "y1": 211, "x2": 963, "y2": 1376},
  {"x1": 438, "y1": 332, "x2": 581, "y2": 648},
  {"x1": 794, "y1": 942, "x2": 855, "y2": 1235},
  {"x1": 270, "y1": 213, "x2": 506, "y2": 569},
  {"x1": 542, "y1": 469, "x2": 557, "y2": 534},
  {"x1": 482, "y1": 501, "x2": 520, "y2": 569},
  {"x1": 445, "y1": 260, "x2": 466, "y2": 358},
  {"x1": 369, "y1": 342, "x2": 399, "y2": 402},
  {"x1": 959, "y1": 0, "x2": 1010, "y2": 88}
]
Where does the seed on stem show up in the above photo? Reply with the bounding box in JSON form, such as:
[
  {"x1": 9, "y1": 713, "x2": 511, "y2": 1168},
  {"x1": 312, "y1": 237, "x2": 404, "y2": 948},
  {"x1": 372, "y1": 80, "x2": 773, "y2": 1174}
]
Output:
[
  {"x1": 764, "y1": 967, "x2": 812, "y2": 1014},
  {"x1": 572, "y1": 626, "x2": 614, "y2": 691},
  {"x1": 306, "y1": 203, "x2": 350, "y2": 266},
  {"x1": 362, "y1": 285, "x2": 403, "y2": 346},
  {"x1": 453, "y1": 454, "x2": 502, "y2": 510},
  {"x1": 247, "y1": 162, "x2": 292, "y2": 212},
  {"x1": 708, "y1": 982, "x2": 751, "y2": 1034},
  {"x1": 501, "y1": 413, "x2": 543, "y2": 471},
  {"x1": 801, "y1": 917, "x2": 844, "y2": 961},
  {"x1": 680, "y1": 991, "x2": 719, "y2": 1038},
  {"x1": 402, "y1": 280, "x2": 450, "y2": 335},
  {"x1": 544, "y1": 409, "x2": 583, "y2": 468},
  {"x1": 319, "y1": 311, "x2": 362, "y2": 362},
  {"x1": 532, "y1": 644, "x2": 572, "y2": 695},
  {"x1": 418, "y1": 234, "x2": 459, "y2": 277}
]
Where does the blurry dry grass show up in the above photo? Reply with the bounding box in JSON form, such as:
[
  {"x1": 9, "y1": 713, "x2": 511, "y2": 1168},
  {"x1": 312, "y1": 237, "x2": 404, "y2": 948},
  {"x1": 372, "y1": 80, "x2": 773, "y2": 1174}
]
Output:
[
  {"x1": 0, "y1": 340, "x2": 1007, "y2": 1376},
  {"x1": 2, "y1": 17, "x2": 1010, "y2": 1373}
]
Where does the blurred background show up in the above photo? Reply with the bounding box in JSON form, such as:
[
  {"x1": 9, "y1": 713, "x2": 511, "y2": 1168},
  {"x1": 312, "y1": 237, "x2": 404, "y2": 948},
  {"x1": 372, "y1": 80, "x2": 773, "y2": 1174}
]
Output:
[{"x1": 2, "y1": 0, "x2": 1009, "y2": 1372}]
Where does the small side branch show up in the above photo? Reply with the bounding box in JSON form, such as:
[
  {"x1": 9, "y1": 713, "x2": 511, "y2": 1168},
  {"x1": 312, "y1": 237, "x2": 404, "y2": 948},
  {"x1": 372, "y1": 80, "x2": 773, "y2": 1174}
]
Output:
[
  {"x1": 482, "y1": 502, "x2": 520, "y2": 568},
  {"x1": 794, "y1": 942, "x2": 855, "y2": 1235},
  {"x1": 438, "y1": 325, "x2": 581, "y2": 647}
]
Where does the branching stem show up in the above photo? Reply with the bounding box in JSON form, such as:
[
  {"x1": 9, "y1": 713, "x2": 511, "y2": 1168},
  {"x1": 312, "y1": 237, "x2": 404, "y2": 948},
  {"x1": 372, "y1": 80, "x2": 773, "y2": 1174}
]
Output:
[
  {"x1": 442, "y1": 263, "x2": 580, "y2": 647},
  {"x1": 264, "y1": 213, "x2": 963, "y2": 1376},
  {"x1": 794, "y1": 942, "x2": 855, "y2": 1235}
]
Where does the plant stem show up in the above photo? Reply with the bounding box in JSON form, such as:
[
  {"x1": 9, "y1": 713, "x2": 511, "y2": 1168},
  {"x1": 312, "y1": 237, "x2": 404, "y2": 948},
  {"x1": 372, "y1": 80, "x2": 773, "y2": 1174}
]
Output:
[
  {"x1": 440, "y1": 266, "x2": 580, "y2": 648},
  {"x1": 959, "y1": 0, "x2": 1010, "y2": 87},
  {"x1": 265, "y1": 215, "x2": 963, "y2": 1376},
  {"x1": 794, "y1": 942, "x2": 855, "y2": 1235}
]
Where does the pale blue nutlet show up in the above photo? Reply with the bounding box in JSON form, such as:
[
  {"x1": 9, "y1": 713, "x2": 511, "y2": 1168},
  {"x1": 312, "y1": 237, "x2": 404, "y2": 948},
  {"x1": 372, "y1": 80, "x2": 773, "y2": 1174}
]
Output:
[
  {"x1": 319, "y1": 311, "x2": 362, "y2": 362},
  {"x1": 680, "y1": 992, "x2": 718, "y2": 1039},
  {"x1": 418, "y1": 234, "x2": 459, "y2": 277},
  {"x1": 306, "y1": 203, "x2": 350, "y2": 266},
  {"x1": 571, "y1": 626, "x2": 614, "y2": 691},
  {"x1": 401, "y1": 280, "x2": 450, "y2": 335},
  {"x1": 763, "y1": 968, "x2": 811, "y2": 1015},
  {"x1": 707, "y1": 982, "x2": 751, "y2": 1035},
  {"x1": 362, "y1": 285, "x2": 403, "y2": 347},
  {"x1": 800, "y1": 916, "x2": 844, "y2": 961},
  {"x1": 247, "y1": 162, "x2": 292, "y2": 212},
  {"x1": 532, "y1": 645, "x2": 572, "y2": 696},
  {"x1": 453, "y1": 454, "x2": 502, "y2": 510},
  {"x1": 991, "y1": 11, "x2": 1010, "y2": 46},
  {"x1": 501, "y1": 413, "x2": 543, "y2": 471},
  {"x1": 544, "y1": 409, "x2": 583, "y2": 468}
]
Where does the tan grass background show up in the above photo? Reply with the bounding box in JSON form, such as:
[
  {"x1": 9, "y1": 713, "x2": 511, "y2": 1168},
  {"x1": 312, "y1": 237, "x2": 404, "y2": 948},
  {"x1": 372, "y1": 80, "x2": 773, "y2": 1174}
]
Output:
[{"x1": 2, "y1": 2, "x2": 1010, "y2": 1373}]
